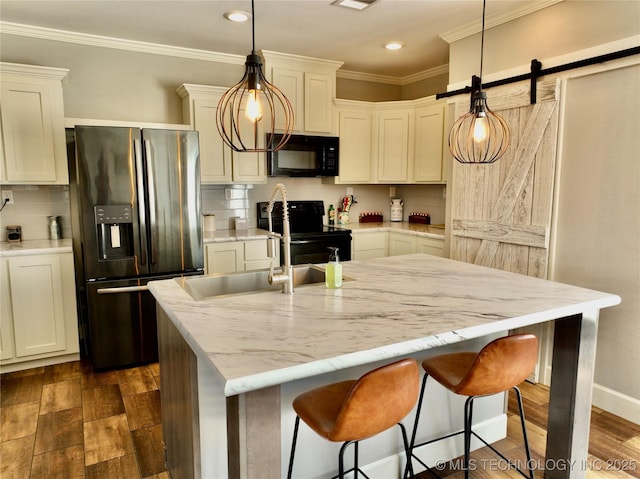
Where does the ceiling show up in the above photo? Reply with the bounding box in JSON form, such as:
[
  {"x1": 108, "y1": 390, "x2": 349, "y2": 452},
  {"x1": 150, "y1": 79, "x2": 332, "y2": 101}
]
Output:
[{"x1": 0, "y1": 0, "x2": 556, "y2": 80}]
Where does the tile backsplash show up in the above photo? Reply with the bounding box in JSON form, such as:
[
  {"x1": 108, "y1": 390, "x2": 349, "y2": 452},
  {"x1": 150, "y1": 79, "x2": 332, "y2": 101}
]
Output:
[
  {"x1": 0, "y1": 185, "x2": 72, "y2": 241},
  {"x1": 0, "y1": 180, "x2": 446, "y2": 242}
]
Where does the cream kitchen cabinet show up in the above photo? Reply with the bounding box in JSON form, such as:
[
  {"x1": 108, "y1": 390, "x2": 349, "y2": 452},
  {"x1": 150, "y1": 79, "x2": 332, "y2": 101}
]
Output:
[
  {"x1": 0, "y1": 63, "x2": 69, "y2": 185},
  {"x1": 413, "y1": 101, "x2": 446, "y2": 183},
  {"x1": 376, "y1": 106, "x2": 413, "y2": 183},
  {"x1": 0, "y1": 252, "x2": 80, "y2": 372},
  {"x1": 177, "y1": 84, "x2": 266, "y2": 184},
  {"x1": 334, "y1": 96, "x2": 446, "y2": 185},
  {"x1": 334, "y1": 102, "x2": 374, "y2": 184},
  {"x1": 416, "y1": 236, "x2": 444, "y2": 257},
  {"x1": 351, "y1": 231, "x2": 388, "y2": 260},
  {"x1": 205, "y1": 239, "x2": 279, "y2": 275},
  {"x1": 388, "y1": 232, "x2": 416, "y2": 256},
  {"x1": 261, "y1": 51, "x2": 343, "y2": 135}
]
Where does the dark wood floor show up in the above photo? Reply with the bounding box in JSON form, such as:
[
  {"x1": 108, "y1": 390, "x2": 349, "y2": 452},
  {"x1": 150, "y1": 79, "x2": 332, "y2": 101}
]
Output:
[{"x1": 1, "y1": 360, "x2": 639, "y2": 478}]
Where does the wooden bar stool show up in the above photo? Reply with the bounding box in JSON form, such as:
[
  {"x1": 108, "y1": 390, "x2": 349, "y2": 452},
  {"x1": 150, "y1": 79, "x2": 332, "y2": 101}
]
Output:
[
  {"x1": 407, "y1": 334, "x2": 538, "y2": 479},
  {"x1": 287, "y1": 358, "x2": 420, "y2": 479}
]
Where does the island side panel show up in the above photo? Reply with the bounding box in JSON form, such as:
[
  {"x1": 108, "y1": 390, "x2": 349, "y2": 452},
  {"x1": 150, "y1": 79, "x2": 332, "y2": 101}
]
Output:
[
  {"x1": 545, "y1": 311, "x2": 598, "y2": 479},
  {"x1": 227, "y1": 386, "x2": 281, "y2": 479},
  {"x1": 157, "y1": 308, "x2": 201, "y2": 479}
]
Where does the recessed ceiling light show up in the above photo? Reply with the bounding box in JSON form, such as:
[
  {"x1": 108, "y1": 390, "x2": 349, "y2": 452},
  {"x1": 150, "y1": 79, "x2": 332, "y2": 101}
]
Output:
[
  {"x1": 385, "y1": 41, "x2": 404, "y2": 50},
  {"x1": 223, "y1": 11, "x2": 250, "y2": 23},
  {"x1": 331, "y1": 0, "x2": 379, "y2": 11}
]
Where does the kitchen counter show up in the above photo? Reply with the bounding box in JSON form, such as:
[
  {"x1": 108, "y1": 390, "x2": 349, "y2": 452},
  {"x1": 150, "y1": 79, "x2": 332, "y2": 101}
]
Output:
[
  {"x1": 0, "y1": 238, "x2": 73, "y2": 257},
  {"x1": 203, "y1": 227, "x2": 271, "y2": 243},
  {"x1": 346, "y1": 221, "x2": 445, "y2": 238},
  {"x1": 149, "y1": 254, "x2": 620, "y2": 479}
]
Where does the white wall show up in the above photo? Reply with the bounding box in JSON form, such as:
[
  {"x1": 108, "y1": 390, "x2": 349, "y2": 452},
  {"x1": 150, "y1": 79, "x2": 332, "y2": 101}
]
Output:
[{"x1": 550, "y1": 63, "x2": 640, "y2": 423}]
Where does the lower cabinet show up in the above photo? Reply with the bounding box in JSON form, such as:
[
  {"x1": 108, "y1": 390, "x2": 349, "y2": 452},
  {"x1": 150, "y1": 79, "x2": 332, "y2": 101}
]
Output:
[
  {"x1": 205, "y1": 239, "x2": 280, "y2": 275},
  {"x1": 352, "y1": 232, "x2": 388, "y2": 260},
  {"x1": 353, "y1": 230, "x2": 444, "y2": 260},
  {"x1": 0, "y1": 253, "x2": 80, "y2": 371}
]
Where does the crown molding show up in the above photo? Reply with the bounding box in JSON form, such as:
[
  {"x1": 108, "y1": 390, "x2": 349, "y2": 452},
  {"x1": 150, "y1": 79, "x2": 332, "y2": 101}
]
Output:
[
  {"x1": 337, "y1": 63, "x2": 449, "y2": 86},
  {"x1": 0, "y1": 61, "x2": 68, "y2": 79},
  {"x1": 0, "y1": 21, "x2": 245, "y2": 64},
  {"x1": 1, "y1": 21, "x2": 449, "y2": 86},
  {"x1": 440, "y1": 0, "x2": 564, "y2": 44}
]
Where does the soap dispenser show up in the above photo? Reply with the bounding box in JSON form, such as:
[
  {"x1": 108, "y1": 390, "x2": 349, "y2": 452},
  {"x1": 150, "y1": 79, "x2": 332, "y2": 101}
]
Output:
[{"x1": 325, "y1": 247, "x2": 343, "y2": 289}]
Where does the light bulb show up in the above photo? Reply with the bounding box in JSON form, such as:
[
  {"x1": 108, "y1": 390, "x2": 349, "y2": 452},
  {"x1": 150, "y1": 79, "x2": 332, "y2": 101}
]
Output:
[
  {"x1": 245, "y1": 90, "x2": 263, "y2": 123},
  {"x1": 473, "y1": 116, "x2": 488, "y2": 143}
]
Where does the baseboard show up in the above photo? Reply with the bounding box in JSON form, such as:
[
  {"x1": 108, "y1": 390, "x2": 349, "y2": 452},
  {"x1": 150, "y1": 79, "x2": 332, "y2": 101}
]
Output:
[
  {"x1": 592, "y1": 383, "x2": 640, "y2": 425},
  {"x1": 354, "y1": 414, "x2": 508, "y2": 479}
]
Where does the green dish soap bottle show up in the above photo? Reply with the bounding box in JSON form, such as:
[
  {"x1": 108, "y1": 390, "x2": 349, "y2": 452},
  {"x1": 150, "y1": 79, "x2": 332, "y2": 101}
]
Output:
[{"x1": 325, "y1": 247, "x2": 343, "y2": 289}]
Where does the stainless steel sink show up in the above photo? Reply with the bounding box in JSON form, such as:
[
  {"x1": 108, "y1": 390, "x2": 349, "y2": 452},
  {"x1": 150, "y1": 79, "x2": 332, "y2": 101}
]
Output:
[{"x1": 178, "y1": 264, "x2": 352, "y2": 300}]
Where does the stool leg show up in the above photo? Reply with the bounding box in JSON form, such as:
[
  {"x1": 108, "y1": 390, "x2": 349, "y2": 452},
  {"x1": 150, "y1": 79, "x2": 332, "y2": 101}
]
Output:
[
  {"x1": 287, "y1": 416, "x2": 301, "y2": 479},
  {"x1": 463, "y1": 396, "x2": 475, "y2": 479},
  {"x1": 398, "y1": 422, "x2": 415, "y2": 479},
  {"x1": 338, "y1": 440, "x2": 355, "y2": 479},
  {"x1": 513, "y1": 387, "x2": 534, "y2": 479},
  {"x1": 405, "y1": 373, "x2": 429, "y2": 478}
]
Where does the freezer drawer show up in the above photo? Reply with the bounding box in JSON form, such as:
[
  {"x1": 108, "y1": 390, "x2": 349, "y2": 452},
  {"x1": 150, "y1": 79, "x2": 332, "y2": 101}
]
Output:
[{"x1": 85, "y1": 277, "x2": 160, "y2": 370}]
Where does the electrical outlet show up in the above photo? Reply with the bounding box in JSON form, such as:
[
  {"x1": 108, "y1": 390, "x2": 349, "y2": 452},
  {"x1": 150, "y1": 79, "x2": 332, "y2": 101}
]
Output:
[
  {"x1": 2, "y1": 190, "x2": 14, "y2": 205},
  {"x1": 389, "y1": 186, "x2": 396, "y2": 198},
  {"x1": 346, "y1": 187, "x2": 353, "y2": 196}
]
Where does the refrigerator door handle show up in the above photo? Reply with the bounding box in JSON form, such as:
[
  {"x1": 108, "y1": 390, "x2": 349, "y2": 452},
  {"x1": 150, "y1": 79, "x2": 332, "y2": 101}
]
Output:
[
  {"x1": 97, "y1": 285, "x2": 150, "y2": 294},
  {"x1": 134, "y1": 139, "x2": 148, "y2": 266},
  {"x1": 144, "y1": 139, "x2": 158, "y2": 265}
]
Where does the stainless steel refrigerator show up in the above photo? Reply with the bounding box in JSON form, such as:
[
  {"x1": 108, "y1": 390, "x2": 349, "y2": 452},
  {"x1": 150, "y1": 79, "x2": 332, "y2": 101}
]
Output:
[{"x1": 68, "y1": 126, "x2": 203, "y2": 370}]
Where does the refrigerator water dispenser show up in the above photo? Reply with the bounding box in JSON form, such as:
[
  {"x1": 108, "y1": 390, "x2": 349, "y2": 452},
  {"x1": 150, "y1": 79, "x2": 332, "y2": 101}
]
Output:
[{"x1": 95, "y1": 205, "x2": 134, "y2": 260}]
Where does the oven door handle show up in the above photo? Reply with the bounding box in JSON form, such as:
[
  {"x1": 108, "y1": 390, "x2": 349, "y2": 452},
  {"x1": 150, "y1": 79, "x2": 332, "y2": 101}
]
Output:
[{"x1": 289, "y1": 239, "x2": 324, "y2": 245}]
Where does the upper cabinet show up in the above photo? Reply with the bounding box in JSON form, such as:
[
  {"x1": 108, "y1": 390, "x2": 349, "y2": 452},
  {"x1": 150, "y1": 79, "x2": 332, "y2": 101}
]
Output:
[
  {"x1": 412, "y1": 100, "x2": 446, "y2": 183},
  {"x1": 0, "y1": 63, "x2": 69, "y2": 185},
  {"x1": 335, "y1": 96, "x2": 446, "y2": 185},
  {"x1": 335, "y1": 102, "x2": 374, "y2": 183},
  {"x1": 177, "y1": 84, "x2": 266, "y2": 184},
  {"x1": 261, "y1": 51, "x2": 343, "y2": 135}
]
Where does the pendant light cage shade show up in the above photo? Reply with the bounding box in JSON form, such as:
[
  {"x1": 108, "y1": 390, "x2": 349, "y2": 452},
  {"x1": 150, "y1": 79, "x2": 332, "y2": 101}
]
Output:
[
  {"x1": 449, "y1": 91, "x2": 510, "y2": 164},
  {"x1": 216, "y1": 54, "x2": 294, "y2": 152}
]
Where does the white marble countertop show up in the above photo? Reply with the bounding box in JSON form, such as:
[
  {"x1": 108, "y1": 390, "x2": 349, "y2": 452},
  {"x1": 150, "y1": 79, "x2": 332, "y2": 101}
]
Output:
[
  {"x1": 346, "y1": 221, "x2": 445, "y2": 239},
  {"x1": 148, "y1": 254, "x2": 620, "y2": 397},
  {"x1": 204, "y1": 222, "x2": 445, "y2": 244},
  {"x1": 203, "y1": 228, "x2": 271, "y2": 243},
  {"x1": 0, "y1": 238, "x2": 73, "y2": 257}
]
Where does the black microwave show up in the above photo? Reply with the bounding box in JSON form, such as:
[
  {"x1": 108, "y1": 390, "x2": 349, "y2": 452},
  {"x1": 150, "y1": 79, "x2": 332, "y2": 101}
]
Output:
[{"x1": 267, "y1": 134, "x2": 339, "y2": 177}]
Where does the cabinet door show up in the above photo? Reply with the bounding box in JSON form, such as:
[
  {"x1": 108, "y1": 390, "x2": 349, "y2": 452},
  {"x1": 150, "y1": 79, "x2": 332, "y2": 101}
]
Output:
[
  {"x1": 193, "y1": 97, "x2": 233, "y2": 183},
  {"x1": 1, "y1": 80, "x2": 67, "y2": 184},
  {"x1": 352, "y1": 232, "x2": 387, "y2": 260},
  {"x1": 244, "y1": 239, "x2": 278, "y2": 271},
  {"x1": 304, "y1": 73, "x2": 333, "y2": 133},
  {"x1": 8, "y1": 255, "x2": 66, "y2": 357},
  {"x1": 388, "y1": 233, "x2": 416, "y2": 256},
  {"x1": 377, "y1": 110, "x2": 412, "y2": 183},
  {"x1": 336, "y1": 109, "x2": 373, "y2": 184},
  {"x1": 416, "y1": 237, "x2": 444, "y2": 257},
  {"x1": 0, "y1": 259, "x2": 15, "y2": 360},
  {"x1": 413, "y1": 104, "x2": 445, "y2": 183},
  {"x1": 205, "y1": 243, "x2": 244, "y2": 274},
  {"x1": 272, "y1": 68, "x2": 304, "y2": 132}
]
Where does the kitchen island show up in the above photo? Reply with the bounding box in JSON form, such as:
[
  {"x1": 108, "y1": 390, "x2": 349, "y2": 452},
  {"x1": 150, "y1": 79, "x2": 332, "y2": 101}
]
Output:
[{"x1": 149, "y1": 254, "x2": 620, "y2": 479}]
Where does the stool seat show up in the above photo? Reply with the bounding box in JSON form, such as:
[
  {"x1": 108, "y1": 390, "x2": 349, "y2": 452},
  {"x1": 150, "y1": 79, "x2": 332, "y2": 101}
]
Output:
[
  {"x1": 288, "y1": 358, "x2": 420, "y2": 478},
  {"x1": 422, "y1": 333, "x2": 538, "y2": 397},
  {"x1": 408, "y1": 334, "x2": 538, "y2": 479}
]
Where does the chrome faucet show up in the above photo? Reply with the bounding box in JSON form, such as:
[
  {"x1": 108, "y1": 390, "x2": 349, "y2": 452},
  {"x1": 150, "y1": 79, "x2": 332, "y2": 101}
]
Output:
[{"x1": 267, "y1": 183, "x2": 294, "y2": 294}]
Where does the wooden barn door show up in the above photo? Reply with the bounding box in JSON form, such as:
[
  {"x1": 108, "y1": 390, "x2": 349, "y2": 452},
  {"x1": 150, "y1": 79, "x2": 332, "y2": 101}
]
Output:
[{"x1": 449, "y1": 79, "x2": 560, "y2": 381}]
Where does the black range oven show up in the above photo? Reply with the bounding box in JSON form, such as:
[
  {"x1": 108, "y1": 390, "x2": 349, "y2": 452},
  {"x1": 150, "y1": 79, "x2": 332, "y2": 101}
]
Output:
[{"x1": 257, "y1": 201, "x2": 351, "y2": 265}]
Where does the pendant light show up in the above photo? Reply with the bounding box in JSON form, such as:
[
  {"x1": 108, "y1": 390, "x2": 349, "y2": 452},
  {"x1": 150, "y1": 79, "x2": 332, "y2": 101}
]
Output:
[
  {"x1": 216, "y1": 0, "x2": 294, "y2": 152},
  {"x1": 449, "y1": 0, "x2": 509, "y2": 164}
]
